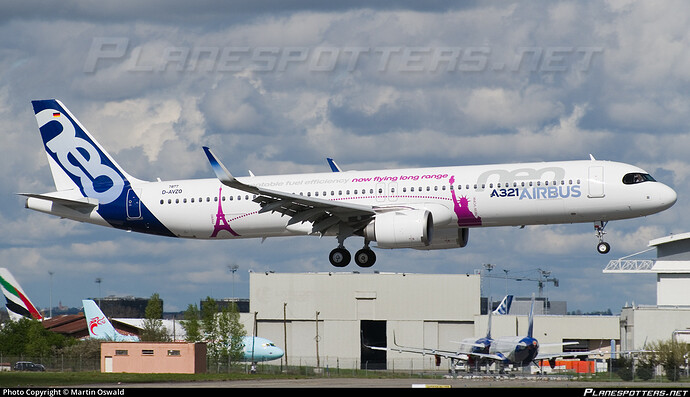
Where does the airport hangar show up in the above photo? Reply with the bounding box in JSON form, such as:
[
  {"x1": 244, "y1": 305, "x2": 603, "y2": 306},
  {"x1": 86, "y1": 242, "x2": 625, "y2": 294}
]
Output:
[
  {"x1": 238, "y1": 232, "x2": 690, "y2": 371},
  {"x1": 241, "y1": 271, "x2": 617, "y2": 371}
]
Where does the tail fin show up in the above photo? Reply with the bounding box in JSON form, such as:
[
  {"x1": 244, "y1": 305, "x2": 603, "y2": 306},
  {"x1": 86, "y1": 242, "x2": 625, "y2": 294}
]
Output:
[
  {"x1": 0, "y1": 268, "x2": 43, "y2": 321},
  {"x1": 527, "y1": 294, "x2": 535, "y2": 339},
  {"x1": 28, "y1": 100, "x2": 175, "y2": 236},
  {"x1": 82, "y1": 299, "x2": 139, "y2": 342},
  {"x1": 31, "y1": 99, "x2": 138, "y2": 203},
  {"x1": 492, "y1": 295, "x2": 513, "y2": 315}
]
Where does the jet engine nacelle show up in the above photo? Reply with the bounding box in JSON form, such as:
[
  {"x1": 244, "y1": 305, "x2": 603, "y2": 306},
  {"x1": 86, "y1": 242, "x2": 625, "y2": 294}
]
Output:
[
  {"x1": 414, "y1": 227, "x2": 469, "y2": 250},
  {"x1": 364, "y1": 209, "x2": 433, "y2": 249}
]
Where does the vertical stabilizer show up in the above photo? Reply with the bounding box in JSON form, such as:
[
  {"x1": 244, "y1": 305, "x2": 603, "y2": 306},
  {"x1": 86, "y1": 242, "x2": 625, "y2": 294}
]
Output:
[
  {"x1": 527, "y1": 294, "x2": 535, "y2": 339},
  {"x1": 0, "y1": 268, "x2": 43, "y2": 321},
  {"x1": 82, "y1": 299, "x2": 139, "y2": 342},
  {"x1": 492, "y1": 295, "x2": 513, "y2": 315},
  {"x1": 28, "y1": 99, "x2": 175, "y2": 237},
  {"x1": 31, "y1": 99, "x2": 138, "y2": 199}
]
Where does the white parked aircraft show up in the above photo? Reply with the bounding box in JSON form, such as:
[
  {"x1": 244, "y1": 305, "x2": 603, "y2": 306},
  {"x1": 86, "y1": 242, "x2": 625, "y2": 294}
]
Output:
[
  {"x1": 83, "y1": 299, "x2": 140, "y2": 342},
  {"x1": 23, "y1": 99, "x2": 677, "y2": 268}
]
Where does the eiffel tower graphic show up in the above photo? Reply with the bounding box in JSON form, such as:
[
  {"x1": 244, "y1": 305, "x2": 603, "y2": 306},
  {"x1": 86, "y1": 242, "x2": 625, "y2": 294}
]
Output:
[{"x1": 211, "y1": 187, "x2": 239, "y2": 237}]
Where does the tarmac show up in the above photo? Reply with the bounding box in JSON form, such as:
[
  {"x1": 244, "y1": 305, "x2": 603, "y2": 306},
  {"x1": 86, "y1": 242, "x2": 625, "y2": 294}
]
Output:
[{"x1": 83, "y1": 377, "x2": 690, "y2": 389}]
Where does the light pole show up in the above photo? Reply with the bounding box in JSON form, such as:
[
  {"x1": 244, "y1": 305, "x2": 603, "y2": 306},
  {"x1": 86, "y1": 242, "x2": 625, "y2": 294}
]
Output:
[
  {"x1": 228, "y1": 264, "x2": 239, "y2": 299},
  {"x1": 48, "y1": 271, "x2": 53, "y2": 318},
  {"x1": 95, "y1": 277, "x2": 102, "y2": 306}
]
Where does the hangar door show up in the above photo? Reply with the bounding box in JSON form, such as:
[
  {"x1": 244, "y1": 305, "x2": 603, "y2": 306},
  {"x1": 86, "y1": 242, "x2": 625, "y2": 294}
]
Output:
[{"x1": 361, "y1": 320, "x2": 386, "y2": 370}]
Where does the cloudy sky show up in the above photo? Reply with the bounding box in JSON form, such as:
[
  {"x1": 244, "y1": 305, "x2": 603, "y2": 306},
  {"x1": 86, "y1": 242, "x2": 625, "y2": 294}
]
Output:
[{"x1": 1, "y1": 1, "x2": 689, "y2": 314}]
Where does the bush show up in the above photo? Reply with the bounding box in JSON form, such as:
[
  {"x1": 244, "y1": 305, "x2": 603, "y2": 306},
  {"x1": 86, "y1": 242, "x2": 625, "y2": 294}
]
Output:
[
  {"x1": 646, "y1": 339, "x2": 690, "y2": 382},
  {"x1": 612, "y1": 357, "x2": 634, "y2": 381}
]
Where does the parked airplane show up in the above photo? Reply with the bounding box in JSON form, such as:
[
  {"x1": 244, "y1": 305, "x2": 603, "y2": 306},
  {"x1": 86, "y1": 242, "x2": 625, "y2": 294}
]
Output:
[
  {"x1": 83, "y1": 299, "x2": 140, "y2": 342},
  {"x1": 364, "y1": 295, "x2": 513, "y2": 372},
  {"x1": 242, "y1": 335, "x2": 285, "y2": 362},
  {"x1": 0, "y1": 268, "x2": 43, "y2": 321},
  {"x1": 24, "y1": 99, "x2": 677, "y2": 268},
  {"x1": 492, "y1": 294, "x2": 513, "y2": 315},
  {"x1": 367, "y1": 296, "x2": 581, "y2": 372}
]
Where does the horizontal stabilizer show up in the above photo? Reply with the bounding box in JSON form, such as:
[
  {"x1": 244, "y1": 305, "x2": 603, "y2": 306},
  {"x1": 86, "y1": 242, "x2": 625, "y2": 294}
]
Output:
[{"x1": 19, "y1": 192, "x2": 98, "y2": 209}]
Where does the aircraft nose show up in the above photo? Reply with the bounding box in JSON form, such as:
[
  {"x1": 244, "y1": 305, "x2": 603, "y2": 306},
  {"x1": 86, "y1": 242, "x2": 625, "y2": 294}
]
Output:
[
  {"x1": 658, "y1": 183, "x2": 678, "y2": 210},
  {"x1": 274, "y1": 347, "x2": 285, "y2": 359}
]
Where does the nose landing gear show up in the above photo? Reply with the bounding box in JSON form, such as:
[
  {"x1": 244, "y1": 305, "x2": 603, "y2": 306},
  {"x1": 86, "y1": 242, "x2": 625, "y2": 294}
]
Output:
[{"x1": 595, "y1": 221, "x2": 610, "y2": 254}]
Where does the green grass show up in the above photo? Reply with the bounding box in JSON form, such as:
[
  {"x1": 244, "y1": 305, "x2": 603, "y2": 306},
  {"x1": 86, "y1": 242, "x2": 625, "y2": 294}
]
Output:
[{"x1": 0, "y1": 371, "x2": 309, "y2": 387}]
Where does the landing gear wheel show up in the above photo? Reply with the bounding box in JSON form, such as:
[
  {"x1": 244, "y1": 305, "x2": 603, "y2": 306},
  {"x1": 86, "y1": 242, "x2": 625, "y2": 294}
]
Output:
[
  {"x1": 594, "y1": 221, "x2": 610, "y2": 254},
  {"x1": 597, "y1": 241, "x2": 610, "y2": 254},
  {"x1": 329, "y1": 247, "x2": 351, "y2": 267},
  {"x1": 354, "y1": 248, "x2": 376, "y2": 268}
]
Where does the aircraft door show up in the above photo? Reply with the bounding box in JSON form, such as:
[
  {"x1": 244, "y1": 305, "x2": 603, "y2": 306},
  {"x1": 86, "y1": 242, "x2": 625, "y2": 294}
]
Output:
[
  {"x1": 126, "y1": 189, "x2": 142, "y2": 220},
  {"x1": 588, "y1": 166, "x2": 605, "y2": 198}
]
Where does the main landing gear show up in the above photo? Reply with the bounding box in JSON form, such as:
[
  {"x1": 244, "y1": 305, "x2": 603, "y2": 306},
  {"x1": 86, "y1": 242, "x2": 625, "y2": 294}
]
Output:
[
  {"x1": 595, "y1": 221, "x2": 610, "y2": 254},
  {"x1": 329, "y1": 241, "x2": 376, "y2": 268}
]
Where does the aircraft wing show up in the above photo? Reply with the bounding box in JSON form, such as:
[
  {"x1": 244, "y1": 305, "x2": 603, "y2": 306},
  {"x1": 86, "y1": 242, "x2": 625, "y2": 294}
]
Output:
[
  {"x1": 363, "y1": 333, "x2": 504, "y2": 362},
  {"x1": 204, "y1": 147, "x2": 376, "y2": 235},
  {"x1": 367, "y1": 343, "x2": 504, "y2": 362},
  {"x1": 534, "y1": 342, "x2": 590, "y2": 366}
]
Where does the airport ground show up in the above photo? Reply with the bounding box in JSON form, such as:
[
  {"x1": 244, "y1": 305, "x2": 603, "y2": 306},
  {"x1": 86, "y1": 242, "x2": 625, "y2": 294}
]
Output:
[
  {"x1": 4, "y1": 372, "x2": 690, "y2": 390},
  {"x1": 97, "y1": 377, "x2": 690, "y2": 389}
]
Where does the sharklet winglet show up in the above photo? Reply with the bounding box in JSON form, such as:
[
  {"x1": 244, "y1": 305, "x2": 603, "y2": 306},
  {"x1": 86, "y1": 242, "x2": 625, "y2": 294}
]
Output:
[{"x1": 203, "y1": 146, "x2": 260, "y2": 195}]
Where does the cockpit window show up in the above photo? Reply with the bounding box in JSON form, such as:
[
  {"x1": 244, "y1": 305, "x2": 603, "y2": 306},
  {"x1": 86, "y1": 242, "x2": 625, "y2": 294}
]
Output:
[{"x1": 622, "y1": 173, "x2": 656, "y2": 185}]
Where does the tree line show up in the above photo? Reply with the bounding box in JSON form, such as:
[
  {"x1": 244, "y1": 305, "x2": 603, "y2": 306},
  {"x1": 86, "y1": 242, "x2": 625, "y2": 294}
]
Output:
[{"x1": 0, "y1": 293, "x2": 246, "y2": 366}]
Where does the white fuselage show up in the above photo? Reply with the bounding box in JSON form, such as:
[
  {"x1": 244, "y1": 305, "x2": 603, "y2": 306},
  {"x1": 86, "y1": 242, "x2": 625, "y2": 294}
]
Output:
[
  {"x1": 27, "y1": 159, "x2": 676, "y2": 242},
  {"x1": 26, "y1": 99, "x2": 678, "y2": 268}
]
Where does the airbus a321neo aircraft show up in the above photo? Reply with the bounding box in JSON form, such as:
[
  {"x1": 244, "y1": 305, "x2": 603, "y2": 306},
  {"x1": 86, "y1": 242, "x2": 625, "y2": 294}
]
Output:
[
  {"x1": 23, "y1": 100, "x2": 677, "y2": 268},
  {"x1": 366, "y1": 295, "x2": 582, "y2": 373}
]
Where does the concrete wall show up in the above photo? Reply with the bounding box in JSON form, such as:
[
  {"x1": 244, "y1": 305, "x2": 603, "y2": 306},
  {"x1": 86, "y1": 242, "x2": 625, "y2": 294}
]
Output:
[{"x1": 620, "y1": 306, "x2": 690, "y2": 351}]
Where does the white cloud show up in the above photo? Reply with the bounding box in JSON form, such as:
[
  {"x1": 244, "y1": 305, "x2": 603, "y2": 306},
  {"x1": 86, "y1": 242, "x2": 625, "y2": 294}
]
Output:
[{"x1": 1, "y1": 1, "x2": 688, "y2": 313}]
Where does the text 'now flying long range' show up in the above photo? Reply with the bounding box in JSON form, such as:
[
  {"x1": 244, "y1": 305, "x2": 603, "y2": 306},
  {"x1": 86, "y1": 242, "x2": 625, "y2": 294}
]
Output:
[{"x1": 23, "y1": 99, "x2": 677, "y2": 268}]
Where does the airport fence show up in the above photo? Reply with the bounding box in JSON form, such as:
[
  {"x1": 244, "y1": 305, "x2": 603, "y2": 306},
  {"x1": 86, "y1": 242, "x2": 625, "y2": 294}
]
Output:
[
  {"x1": 1, "y1": 353, "x2": 449, "y2": 376},
  {"x1": 0, "y1": 354, "x2": 100, "y2": 372}
]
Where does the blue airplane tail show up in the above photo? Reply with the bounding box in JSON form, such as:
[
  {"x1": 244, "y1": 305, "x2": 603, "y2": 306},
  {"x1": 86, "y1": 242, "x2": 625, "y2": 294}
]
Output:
[
  {"x1": 492, "y1": 295, "x2": 513, "y2": 315},
  {"x1": 28, "y1": 99, "x2": 175, "y2": 237},
  {"x1": 31, "y1": 99, "x2": 138, "y2": 203},
  {"x1": 83, "y1": 299, "x2": 139, "y2": 342},
  {"x1": 527, "y1": 294, "x2": 535, "y2": 339}
]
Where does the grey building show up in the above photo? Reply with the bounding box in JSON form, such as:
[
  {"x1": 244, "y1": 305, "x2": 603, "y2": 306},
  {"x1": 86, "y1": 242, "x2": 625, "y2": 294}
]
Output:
[{"x1": 243, "y1": 271, "x2": 618, "y2": 371}]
